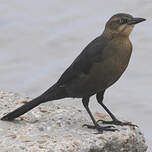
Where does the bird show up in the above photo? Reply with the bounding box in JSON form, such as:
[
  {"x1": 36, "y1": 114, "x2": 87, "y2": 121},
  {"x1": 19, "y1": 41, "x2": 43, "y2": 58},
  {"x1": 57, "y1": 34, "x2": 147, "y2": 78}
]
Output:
[{"x1": 1, "y1": 13, "x2": 145, "y2": 132}]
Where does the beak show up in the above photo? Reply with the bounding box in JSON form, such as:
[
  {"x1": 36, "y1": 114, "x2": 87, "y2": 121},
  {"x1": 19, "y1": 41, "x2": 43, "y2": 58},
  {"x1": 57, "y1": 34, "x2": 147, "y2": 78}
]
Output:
[{"x1": 127, "y1": 17, "x2": 146, "y2": 25}]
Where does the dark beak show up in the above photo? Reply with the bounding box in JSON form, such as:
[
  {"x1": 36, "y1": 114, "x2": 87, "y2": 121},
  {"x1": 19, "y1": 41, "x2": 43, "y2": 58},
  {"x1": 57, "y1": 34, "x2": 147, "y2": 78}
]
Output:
[{"x1": 127, "y1": 17, "x2": 146, "y2": 25}]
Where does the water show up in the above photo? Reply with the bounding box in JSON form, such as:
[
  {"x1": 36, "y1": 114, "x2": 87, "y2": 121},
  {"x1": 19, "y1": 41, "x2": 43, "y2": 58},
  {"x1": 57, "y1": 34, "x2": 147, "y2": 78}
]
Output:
[{"x1": 0, "y1": 0, "x2": 151, "y2": 151}]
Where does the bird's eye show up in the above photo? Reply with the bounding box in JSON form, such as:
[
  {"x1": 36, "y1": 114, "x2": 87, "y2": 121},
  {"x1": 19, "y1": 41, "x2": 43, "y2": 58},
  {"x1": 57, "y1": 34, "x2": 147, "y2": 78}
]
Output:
[{"x1": 119, "y1": 19, "x2": 128, "y2": 24}]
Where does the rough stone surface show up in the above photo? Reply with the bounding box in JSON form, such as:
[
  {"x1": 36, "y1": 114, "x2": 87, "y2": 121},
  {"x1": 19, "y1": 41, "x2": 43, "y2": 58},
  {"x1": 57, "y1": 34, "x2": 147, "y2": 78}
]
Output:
[{"x1": 0, "y1": 91, "x2": 148, "y2": 152}]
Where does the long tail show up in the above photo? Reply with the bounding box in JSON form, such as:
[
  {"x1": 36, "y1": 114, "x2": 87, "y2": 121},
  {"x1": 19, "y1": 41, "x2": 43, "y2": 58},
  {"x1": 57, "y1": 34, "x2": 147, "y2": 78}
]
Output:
[{"x1": 1, "y1": 83, "x2": 67, "y2": 121}]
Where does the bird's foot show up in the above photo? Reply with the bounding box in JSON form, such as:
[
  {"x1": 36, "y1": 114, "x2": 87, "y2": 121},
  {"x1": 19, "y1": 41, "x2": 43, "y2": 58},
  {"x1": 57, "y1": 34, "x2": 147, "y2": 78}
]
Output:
[
  {"x1": 82, "y1": 123, "x2": 117, "y2": 132},
  {"x1": 97, "y1": 119, "x2": 138, "y2": 127}
]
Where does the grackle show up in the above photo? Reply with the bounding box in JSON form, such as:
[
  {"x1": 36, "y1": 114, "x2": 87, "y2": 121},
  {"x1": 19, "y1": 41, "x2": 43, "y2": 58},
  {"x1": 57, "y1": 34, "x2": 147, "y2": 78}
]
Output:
[{"x1": 1, "y1": 13, "x2": 146, "y2": 132}]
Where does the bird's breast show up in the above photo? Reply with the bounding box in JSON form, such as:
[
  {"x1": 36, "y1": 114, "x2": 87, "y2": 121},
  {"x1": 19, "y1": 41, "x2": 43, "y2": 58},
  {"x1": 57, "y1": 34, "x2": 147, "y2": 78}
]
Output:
[{"x1": 87, "y1": 38, "x2": 132, "y2": 90}]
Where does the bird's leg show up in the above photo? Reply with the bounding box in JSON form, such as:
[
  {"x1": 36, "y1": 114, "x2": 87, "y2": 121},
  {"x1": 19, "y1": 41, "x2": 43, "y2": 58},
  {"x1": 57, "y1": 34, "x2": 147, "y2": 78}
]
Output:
[
  {"x1": 96, "y1": 91, "x2": 137, "y2": 127},
  {"x1": 82, "y1": 97, "x2": 116, "y2": 132}
]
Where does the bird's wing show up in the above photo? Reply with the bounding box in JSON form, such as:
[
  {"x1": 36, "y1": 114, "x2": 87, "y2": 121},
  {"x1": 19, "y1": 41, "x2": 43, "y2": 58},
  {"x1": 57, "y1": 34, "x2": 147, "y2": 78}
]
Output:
[{"x1": 57, "y1": 35, "x2": 109, "y2": 85}]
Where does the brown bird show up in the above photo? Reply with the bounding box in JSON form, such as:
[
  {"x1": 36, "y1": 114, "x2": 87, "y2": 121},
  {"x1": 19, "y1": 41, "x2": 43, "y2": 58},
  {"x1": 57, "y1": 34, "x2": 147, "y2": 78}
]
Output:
[{"x1": 1, "y1": 13, "x2": 145, "y2": 132}]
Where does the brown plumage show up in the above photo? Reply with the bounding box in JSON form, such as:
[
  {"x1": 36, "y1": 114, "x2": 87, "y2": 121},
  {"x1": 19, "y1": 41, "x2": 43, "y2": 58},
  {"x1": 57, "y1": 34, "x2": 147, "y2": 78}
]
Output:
[{"x1": 1, "y1": 13, "x2": 145, "y2": 132}]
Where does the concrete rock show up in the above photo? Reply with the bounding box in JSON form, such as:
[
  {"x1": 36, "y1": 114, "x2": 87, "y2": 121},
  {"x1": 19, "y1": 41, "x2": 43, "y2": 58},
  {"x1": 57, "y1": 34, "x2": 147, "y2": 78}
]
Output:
[{"x1": 0, "y1": 91, "x2": 148, "y2": 152}]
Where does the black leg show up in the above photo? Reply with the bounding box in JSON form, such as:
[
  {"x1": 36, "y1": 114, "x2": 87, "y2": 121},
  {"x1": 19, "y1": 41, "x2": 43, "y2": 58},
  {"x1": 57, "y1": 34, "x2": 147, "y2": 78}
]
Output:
[
  {"x1": 96, "y1": 91, "x2": 137, "y2": 127},
  {"x1": 82, "y1": 97, "x2": 116, "y2": 132}
]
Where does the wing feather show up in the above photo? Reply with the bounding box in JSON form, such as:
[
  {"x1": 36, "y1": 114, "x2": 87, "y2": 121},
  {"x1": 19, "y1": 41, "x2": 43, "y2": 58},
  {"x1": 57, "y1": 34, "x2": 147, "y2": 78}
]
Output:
[{"x1": 57, "y1": 35, "x2": 109, "y2": 85}]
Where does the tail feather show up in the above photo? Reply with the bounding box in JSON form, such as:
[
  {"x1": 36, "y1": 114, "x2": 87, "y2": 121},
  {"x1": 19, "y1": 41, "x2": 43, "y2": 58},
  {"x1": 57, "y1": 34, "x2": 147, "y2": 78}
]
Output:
[
  {"x1": 1, "y1": 83, "x2": 67, "y2": 121},
  {"x1": 1, "y1": 96, "x2": 43, "y2": 121}
]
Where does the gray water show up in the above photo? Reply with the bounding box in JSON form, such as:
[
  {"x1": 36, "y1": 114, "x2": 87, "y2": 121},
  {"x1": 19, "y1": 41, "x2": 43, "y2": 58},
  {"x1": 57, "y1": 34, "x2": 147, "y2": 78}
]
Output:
[{"x1": 0, "y1": 0, "x2": 151, "y2": 151}]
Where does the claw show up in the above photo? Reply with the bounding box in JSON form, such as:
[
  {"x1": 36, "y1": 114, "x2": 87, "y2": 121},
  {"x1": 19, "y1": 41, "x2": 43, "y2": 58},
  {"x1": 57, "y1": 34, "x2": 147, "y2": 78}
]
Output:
[
  {"x1": 82, "y1": 123, "x2": 117, "y2": 132},
  {"x1": 97, "y1": 119, "x2": 138, "y2": 127},
  {"x1": 82, "y1": 124, "x2": 96, "y2": 129}
]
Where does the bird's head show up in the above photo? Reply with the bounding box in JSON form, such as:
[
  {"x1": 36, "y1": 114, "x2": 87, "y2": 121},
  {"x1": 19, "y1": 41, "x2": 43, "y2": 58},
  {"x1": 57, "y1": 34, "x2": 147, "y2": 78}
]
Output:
[{"x1": 104, "y1": 13, "x2": 146, "y2": 37}]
